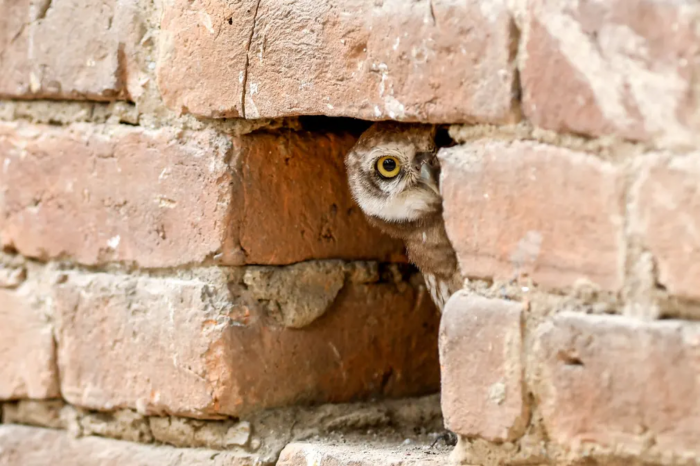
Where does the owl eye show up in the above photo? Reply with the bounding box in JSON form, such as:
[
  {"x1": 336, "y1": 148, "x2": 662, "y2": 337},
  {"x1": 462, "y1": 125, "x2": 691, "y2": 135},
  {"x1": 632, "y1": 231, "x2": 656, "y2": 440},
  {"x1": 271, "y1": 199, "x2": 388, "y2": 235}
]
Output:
[{"x1": 376, "y1": 156, "x2": 401, "y2": 179}]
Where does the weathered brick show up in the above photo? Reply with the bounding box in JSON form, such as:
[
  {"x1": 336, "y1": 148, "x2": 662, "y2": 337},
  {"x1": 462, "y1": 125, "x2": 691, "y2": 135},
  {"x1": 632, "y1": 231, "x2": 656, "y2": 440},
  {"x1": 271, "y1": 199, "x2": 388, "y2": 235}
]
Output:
[
  {"x1": 0, "y1": 122, "x2": 401, "y2": 267},
  {"x1": 277, "y1": 441, "x2": 449, "y2": 466},
  {"x1": 53, "y1": 264, "x2": 439, "y2": 418},
  {"x1": 439, "y1": 292, "x2": 526, "y2": 442},
  {"x1": 158, "y1": 0, "x2": 518, "y2": 123},
  {"x1": 0, "y1": 424, "x2": 257, "y2": 466},
  {"x1": 521, "y1": 0, "x2": 700, "y2": 146},
  {"x1": 156, "y1": 0, "x2": 256, "y2": 117},
  {"x1": 630, "y1": 154, "x2": 700, "y2": 301},
  {"x1": 438, "y1": 140, "x2": 624, "y2": 291},
  {"x1": 534, "y1": 313, "x2": 700, "y2": 457},
  {"x1": 0, "y1": 0, "x2": 143, "y2": 100},
  {"x1": 0, "y1": 261, "x2": 58, "y2": 400}
]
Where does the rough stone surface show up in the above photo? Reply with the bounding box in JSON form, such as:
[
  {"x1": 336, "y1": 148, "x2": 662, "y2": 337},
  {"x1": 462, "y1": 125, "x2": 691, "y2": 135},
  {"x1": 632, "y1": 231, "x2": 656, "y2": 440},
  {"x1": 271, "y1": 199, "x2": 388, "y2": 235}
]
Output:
[
  {"x1": 158, "y1": 0, "x2": 519, "y2": 123},
  {"x1": 53, "y1": 265, "x2": 439, "y2": 418},
  {"x1": 439, "y1": 292, "x2": 527, "y2": 442},
  {"x1": 630, "y1": 153, "x2": 700, "y2": 301},
  {"x1": 0, "y1": 0, "x2": 143, "y2": 100},
  {"x1": 534, "y1": 313, "x2": 700, "y2": 457},
  {"x1": 0, "y1": 424, "x2": 258, "y2": 466},
  {"x1": 0, "y1": 260, "x2": 59, "y2": 400},
  {"x1": 0, "y1": 122, "x2": 402, "y2": 267},
  {"x1": 521, "y1": 0, "x2": 700, "y2": 147},
  {"x1": 439, "y1": 140, "x2": 624, "y2": 291},
  {"x1": 277, "y1": 440, "x2": 450, "y2": 466}
]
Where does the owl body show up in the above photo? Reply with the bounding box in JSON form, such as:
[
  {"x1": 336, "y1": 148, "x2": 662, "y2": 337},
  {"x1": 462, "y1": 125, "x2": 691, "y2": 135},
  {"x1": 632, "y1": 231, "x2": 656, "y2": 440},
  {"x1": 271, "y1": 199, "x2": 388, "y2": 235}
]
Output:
[{"x1": 346, "y1": 122, "x2": 461, "y2": 312}]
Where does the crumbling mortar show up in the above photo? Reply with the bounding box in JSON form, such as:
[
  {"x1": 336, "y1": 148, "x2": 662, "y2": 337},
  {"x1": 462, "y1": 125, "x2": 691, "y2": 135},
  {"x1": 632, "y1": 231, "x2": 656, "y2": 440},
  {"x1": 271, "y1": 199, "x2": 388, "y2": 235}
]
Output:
[
  {"x1": 0, "y1": 99, "x2": 301, "y2": 134},
  {"x1": 2, "y1": 395, "x2": 445, "y2": 464}
]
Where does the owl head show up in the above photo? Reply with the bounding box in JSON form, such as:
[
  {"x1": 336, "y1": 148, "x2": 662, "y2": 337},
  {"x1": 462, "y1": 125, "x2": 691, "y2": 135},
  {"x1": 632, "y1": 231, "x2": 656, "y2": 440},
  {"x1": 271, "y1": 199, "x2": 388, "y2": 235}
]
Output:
[{"x1": 345, "y1": 122, "x2": 441, "y2": 223}]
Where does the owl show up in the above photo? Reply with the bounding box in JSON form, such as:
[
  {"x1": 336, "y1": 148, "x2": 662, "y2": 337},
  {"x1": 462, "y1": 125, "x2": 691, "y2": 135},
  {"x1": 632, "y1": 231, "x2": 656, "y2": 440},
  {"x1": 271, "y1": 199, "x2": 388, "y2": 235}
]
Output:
[{"x1": 345, "y1": 122, "x2": 462, "y2": 312}]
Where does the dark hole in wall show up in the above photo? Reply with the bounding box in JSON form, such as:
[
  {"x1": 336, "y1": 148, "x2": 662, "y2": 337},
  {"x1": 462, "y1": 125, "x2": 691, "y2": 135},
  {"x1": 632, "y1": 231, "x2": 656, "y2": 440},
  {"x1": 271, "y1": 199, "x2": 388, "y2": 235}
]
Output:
[
  {"x1": 298, "y1": 116, "x2": 373, "y2": 136},
  {"x1": 298, "y1": 116, "x2": 456, "y2": 149}
]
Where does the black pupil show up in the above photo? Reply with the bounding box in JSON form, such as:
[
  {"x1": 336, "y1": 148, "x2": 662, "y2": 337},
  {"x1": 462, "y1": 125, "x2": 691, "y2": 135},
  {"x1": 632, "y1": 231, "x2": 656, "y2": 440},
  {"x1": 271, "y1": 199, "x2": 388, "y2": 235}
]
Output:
[{"x1": 382, "y1": 158, "x2": 397, "y2": 172}]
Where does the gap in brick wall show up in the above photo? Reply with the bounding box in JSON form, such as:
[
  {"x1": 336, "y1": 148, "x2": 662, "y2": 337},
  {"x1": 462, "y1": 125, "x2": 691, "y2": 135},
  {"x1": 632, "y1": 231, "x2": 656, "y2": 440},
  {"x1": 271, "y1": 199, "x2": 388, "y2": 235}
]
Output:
[{"x1": 296, "y1": 115, "x2": 456, "y2": 148}]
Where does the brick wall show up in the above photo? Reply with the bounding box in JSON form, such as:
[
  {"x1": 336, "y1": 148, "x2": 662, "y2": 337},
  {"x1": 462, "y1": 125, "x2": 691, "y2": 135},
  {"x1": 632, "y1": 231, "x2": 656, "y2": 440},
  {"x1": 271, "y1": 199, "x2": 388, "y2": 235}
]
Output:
[{"x1": 1, "y1": 0, "x2": 699, "y2": 465}]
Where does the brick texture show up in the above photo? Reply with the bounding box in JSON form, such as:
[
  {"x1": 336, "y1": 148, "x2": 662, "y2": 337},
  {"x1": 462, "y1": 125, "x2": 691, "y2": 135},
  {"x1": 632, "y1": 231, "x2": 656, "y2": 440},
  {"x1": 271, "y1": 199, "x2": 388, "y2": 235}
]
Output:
[
  {"x1": 439, "y1": 292, "x2": 527, "y2": 442},
  {"x1": 158, "y1": 0, "x2": 519, "y2": 123},
  {"x1": 0, "y1": 262, "x2": 58, "y2": 400},
  {"x1": 534, "y1": 313, "x2": 700, "y2": 456},
  {"x1": 53, "y1": 266, "x2": 439, "y2": 418},
  {"x1": 630, "y1": 154, "x2": 700, "y2": 301},
  {"x1": 0, "y1": 122, "x2": 401, "y2": 267},
  {"x1": 156, "y1": 0, "x2": 256, "y2": 118},
  {"x1": 0, "y1": 0, "x2": 142, "y2": 100},
  {"x1": 277, "y1": 441, "x2": 449, "y2": 466},
  {"x1": 0, "y1": 425, "x2": 257, "y2": 466},
  {"x1": 521, "y1": 0, "x2": 700, "y2": 146},
  {"x1": 438, "y1": 140, "x2": 624, "y2": 291}
]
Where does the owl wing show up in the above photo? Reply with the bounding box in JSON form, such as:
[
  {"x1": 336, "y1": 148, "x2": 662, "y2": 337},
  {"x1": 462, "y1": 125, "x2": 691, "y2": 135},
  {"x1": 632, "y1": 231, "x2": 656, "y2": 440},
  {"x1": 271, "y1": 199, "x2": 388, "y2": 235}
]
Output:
[{"x1": 423, "y1": 272, "x2": 462, "y2": 312}]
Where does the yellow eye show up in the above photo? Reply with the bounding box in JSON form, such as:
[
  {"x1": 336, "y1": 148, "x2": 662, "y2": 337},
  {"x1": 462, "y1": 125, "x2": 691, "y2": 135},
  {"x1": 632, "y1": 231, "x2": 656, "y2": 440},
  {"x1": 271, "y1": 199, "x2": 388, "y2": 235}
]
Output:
[{"x1": 376, "y1": 156, "x2": 401, "y2": 179}]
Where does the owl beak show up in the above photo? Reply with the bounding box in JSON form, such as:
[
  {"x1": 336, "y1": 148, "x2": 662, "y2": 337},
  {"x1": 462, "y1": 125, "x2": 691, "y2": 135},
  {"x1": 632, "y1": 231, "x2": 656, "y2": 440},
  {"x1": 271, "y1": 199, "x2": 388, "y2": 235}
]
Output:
[{"x1": 415, "y1": 152, "x2": 440, "y2": 195}]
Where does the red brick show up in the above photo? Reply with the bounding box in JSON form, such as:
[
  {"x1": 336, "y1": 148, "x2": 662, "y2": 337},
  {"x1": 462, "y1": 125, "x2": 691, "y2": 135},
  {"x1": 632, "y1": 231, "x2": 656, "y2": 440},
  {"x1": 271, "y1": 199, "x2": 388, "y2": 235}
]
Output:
[
  {"x1": 630, "y1": 154, "x2": 700, "y2": 301},
  {"x1": 53, "y1": 265, "x2": 439, "y2": 418},
  {"x1": 156, "y1": 0, "x2": 256, "y2": 117},
  {"x1": 439, "y1": 292, "x2": 527, "y2": 442},
  {"x1": 277, "y1": 441, "x2": 450, "y2": 466},
  {"x1": 0, "y1": 122, "x2": 401, "y2": 267},
  {"x1": 0, "y1": 0, "x2": 142, "y2": 100},
  {"x1": 521, "y1": 0, "x2": 700, "y2": 146},
  {"x1": 158, "y1": 0, "x2": 518, "y2": 123},
  {"x1": 534, "y1": 313, "x2": 700, "y2": 456},
  {"x1": 0, "y1": 424, "x2": 257, "y2": 466},
  {"x1": 0, "y1": 262, "x2": 59, "y2": 400},
  {"x1": 438, "y1": 141, "x2": 624, "y2": 291}
]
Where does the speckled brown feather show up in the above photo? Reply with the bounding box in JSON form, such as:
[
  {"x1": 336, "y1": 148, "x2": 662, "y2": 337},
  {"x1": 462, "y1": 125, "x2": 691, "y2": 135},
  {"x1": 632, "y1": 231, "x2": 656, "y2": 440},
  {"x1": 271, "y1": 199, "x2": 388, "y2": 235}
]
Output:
[{"x1": 345, "y1": 122, "x2": 462, "y2": 311}]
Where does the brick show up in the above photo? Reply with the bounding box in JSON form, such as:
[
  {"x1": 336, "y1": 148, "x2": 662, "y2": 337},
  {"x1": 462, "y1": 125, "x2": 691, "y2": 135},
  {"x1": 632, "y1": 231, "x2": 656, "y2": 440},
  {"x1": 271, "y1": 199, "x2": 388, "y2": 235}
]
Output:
[
  {"x1": 158, "y1": 0, "x2": 518, "y2": 123},
  {"x1": 0, "y1": 262, "x2": 59, "y2": 400},
  {"x1": 630, "y1": 154, "x2": 700, "y2": 301},
  {"x1": 0, "y1": 424, "x2": 257, "y2": 466},
  {"x1": 534, "y1": 313, "x2": 700, "y2": 456},
  {"x1": 156, "y1": 0, "x2": 256, "y2": 117},
  {"x1": 0, "y1": 122, "x2": 401, "y2": 267},
  {"x1": 439, "y1": 292, "x2": 526, "y2": 442},
  {"x1": 0, "y1": 0, "x2": 143, "y2": 100},
  {"x1": 277, "y1": 441, "x2": 450, "y2": 466},
  {"x1": 438, "y1": 140, "x2": 624, "y2": 291},
  {"x1": 53, "y1": 264, "x2": 439, "y2": 418},
  {"x1": 227, "y1": 130, "x2": 402, "y2": 265},
  {"x1": 521, "y1": 0, "x2": 700, "y2": 146}
]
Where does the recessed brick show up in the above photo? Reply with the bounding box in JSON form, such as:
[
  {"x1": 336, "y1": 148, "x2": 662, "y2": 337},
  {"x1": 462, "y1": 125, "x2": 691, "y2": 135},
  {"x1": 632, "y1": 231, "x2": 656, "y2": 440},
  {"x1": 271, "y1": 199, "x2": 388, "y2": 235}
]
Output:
[
  {"x1": 158, "y1": 0, "x2": 518, "y2": 123},
  {"x1": 0, "y1": 0, "x2": 142, "y2": 100},
  {"x1": 438, "y1": 140, "x2": 624, "y2": 291},
  {"x1": 630, "y1": 154, "x2": 700, "y2": 301},
  {"x1": 439, "y1": 292, "x2": 526, "y2": 442},
  {"x1": 277, "y1": 441, "x2": 450, "y2": 466},
  {"x1": 0, "y1": 261, "x2": 59, "y2": 400},
  {"x1": 0, "y1": 424, "x2": 257, "y2": 466},
  {"x1": 0, "y1": 122, "x2": 401, "y2": 267},
  {"x1": 521, "y1": 0, "x2": 700, "y2": 146},
  {"x1": 53, "y1": 264, "x2": 439, "y2": 418},
  {"x1": 534, "y1": 313, "x2": 700, "y2": 457}
]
